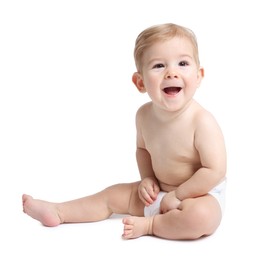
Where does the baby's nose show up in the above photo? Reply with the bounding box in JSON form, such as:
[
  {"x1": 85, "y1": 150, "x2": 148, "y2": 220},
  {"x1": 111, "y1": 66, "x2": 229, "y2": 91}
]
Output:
[{"x1": 165, "y1": 70, "x2": 178, "y2": 79}]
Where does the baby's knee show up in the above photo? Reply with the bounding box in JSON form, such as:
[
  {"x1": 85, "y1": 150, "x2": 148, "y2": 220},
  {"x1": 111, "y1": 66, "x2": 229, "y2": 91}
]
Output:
[{"x1": 186, "y1": 202, "x2": 221, "y2": 237}]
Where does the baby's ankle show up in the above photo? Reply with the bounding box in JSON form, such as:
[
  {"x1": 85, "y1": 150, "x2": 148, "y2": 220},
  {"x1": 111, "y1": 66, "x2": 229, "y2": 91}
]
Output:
[
  {"x1": 147, "y1": 216, "x2": 154, "y2": 235},
  {"x1": 56, "y1": 204, "x2": 65, "y2": 224}
]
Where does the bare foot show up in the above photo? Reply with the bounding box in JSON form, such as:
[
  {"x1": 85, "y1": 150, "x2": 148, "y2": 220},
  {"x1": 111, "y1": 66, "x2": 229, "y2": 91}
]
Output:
[
  {"x1": 122, "y1": 216, "x2": 154, "y2": 239},
  {"x1": 22, "y1": 194, "x2": 62, "y2": 227}
]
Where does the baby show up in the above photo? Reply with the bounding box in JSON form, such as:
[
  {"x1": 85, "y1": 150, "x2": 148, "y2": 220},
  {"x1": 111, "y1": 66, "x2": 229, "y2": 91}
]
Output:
[{"x1": 23, "y1": 23, "x2": 227, "y2": 240}]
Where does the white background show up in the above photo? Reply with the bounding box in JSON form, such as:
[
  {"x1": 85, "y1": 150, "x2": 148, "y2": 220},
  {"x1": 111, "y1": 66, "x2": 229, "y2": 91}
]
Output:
[{"x1": 1, "y1": 0, "x2": 254, "y2": 259}]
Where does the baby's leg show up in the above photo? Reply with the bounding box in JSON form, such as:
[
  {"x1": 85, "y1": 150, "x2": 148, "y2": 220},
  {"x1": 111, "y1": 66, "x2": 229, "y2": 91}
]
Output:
[
  {"x1": 122, "y1": 194, "x2": 222, "y2": 240},
  {"x1": 22, "y1": 194, "x2": 62, "y2": 227},
  {"x1": 23, "y1": 182, "x2": 144, "y2": 226}
]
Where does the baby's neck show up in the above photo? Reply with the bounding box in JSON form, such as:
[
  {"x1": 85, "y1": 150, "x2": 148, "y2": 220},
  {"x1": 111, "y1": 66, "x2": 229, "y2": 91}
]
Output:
[{"x1": 151, "y1": 99, "x2": 197, "y2": 123}]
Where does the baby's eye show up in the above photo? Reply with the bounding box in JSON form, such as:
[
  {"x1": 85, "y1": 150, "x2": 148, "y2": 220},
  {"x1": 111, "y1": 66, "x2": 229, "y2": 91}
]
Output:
[
  {"x1": 152, "y1": 63, "x2": 165, "y2": 69},
  {"x1": 179, "y1": 61, "x2": 189, "y2": 66}
]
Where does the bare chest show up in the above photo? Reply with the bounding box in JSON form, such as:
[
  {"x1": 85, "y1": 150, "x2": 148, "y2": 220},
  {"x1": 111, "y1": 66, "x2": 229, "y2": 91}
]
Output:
[
  {"x1": 144, "y1": 125, "x2": 196, "y2": 158},
  {"x1": 143, "y1": 126, "x2": 201, "y2": 186}
]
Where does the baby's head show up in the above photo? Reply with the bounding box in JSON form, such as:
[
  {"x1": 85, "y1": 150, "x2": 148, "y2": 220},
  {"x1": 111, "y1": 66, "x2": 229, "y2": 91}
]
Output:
[{"x1": 134, "y1": 23, "x2": 200, "y2": 73}]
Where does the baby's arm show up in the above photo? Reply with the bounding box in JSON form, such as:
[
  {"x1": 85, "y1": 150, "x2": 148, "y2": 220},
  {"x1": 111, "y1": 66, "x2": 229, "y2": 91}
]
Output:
[
  {"x1": 175, "y1": 111, "x2": 227, "y2": 201},
  {"x1": 136, "y1": 148, "x2": 160, "y2": 206},
  {"x1": 135, "y1": 108, "x2": 160, "y2": 206}
]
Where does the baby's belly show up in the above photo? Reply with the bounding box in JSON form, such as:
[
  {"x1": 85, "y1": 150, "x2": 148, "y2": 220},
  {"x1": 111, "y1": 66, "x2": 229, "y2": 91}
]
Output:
[
  {"x1": 159, "y1": 182, "x2": 179, "y2": 192},
  {"x1": 154, "y1": 162, "x2": 200, "y2": 191}
]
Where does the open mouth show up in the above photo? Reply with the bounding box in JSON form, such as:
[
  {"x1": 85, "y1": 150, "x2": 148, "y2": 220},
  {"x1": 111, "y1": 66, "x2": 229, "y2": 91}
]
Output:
[{"x1": 163, "y1": 87, "x2": 182, "y2": 95}]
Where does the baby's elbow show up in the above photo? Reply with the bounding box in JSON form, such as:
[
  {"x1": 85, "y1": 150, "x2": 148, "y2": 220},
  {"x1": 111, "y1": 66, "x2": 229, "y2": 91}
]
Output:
[{"x1": 216, "y1": 168, "x2": 227, "y2": 183}]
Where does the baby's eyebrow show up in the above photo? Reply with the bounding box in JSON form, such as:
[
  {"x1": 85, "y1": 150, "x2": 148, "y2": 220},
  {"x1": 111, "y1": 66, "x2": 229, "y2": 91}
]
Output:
[
  {"x1": 148, "y1": 58, "x2": 163, "y2": 63},
  {"x1": 179, "y1": 54, "x2": 193, "y2": 60}
]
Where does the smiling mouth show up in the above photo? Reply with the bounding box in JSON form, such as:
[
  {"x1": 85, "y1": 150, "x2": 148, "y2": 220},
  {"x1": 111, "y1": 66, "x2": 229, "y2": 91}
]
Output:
[{"x1": 163, "y1": 87, "x2": 182, "y2": 95}]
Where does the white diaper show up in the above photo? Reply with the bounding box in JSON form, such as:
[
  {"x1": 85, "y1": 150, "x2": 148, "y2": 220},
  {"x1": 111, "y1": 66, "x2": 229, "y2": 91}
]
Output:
[
  {"x1": 208, "y1": 178, "x2": 227, "y2": 214},
  {"x1": 144, "y1": 179, "x2": 227, "y2": 217},
  {"x1": 144, "y1": 191, "x2": 166, "y2": 217}
]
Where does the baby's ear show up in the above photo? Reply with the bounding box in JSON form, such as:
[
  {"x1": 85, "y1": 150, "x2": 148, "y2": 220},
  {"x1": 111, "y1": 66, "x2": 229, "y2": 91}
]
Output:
[
  {"x1": 132, "y1": 72, "x2": 146, "y2": 93},
  {"x1": 197, "y1": 67, "x2": 204, "y2": 87}
]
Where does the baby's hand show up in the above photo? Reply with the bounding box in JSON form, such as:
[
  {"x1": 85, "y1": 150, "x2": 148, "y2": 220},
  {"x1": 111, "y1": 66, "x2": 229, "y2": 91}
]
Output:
[
  {"x1": 138, "y1": 177, "x2": 160, "y2": 206},
  {"x1": 160, "y1": 191, "x2": 181, "y2": 214}
]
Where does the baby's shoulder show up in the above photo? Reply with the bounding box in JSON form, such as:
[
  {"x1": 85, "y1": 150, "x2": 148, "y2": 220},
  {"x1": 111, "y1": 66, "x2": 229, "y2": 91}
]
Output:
[
  {"x1": 135, "y1": 102, "x2": 153, "y2": 127},
  {"x1": 136, "y1": 102, "x2": 152, "y2": 116},
  {"x1": 194, "y1": 106, "x2": 218, "y2": 124},
  {"x1": 192, "y1": 104, "x2": 222, "y2": 132}
]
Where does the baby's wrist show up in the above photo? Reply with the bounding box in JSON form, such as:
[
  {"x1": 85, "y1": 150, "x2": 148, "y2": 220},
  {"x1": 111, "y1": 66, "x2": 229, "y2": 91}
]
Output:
[{"x1": 174, "y1": 190, "x2": 181, "y2": 201}]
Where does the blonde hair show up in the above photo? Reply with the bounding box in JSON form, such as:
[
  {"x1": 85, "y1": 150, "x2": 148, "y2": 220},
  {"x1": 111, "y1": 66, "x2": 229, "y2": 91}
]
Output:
[{"x1": 134, "y1": 23, "x2": 200, "y2": 72}]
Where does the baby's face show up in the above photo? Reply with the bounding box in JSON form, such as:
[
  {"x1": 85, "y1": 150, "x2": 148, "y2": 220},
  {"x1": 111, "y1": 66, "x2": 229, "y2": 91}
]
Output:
[{"x1": 139, "y1": 37, "x2": 203, "y2": 112}]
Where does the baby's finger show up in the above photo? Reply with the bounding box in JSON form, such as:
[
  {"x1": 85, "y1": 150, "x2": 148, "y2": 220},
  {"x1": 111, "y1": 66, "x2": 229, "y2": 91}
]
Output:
[
  {"x1": 146, "y1": 186, "x2": 158, "y2": 201},
  {"x1": 138, "y1": 195, "x2": 148, "y2": 206},
  {"x1": 140, "y1": 188, "x2": 154, "y2": 205}
]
